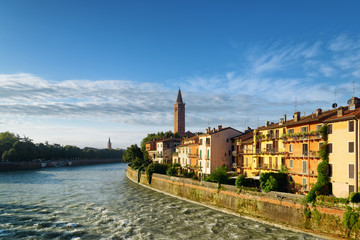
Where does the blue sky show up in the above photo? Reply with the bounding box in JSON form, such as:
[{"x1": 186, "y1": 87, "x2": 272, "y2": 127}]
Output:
[{"x1": 0, "y1": 0, "x2": 360, "y2": 148}]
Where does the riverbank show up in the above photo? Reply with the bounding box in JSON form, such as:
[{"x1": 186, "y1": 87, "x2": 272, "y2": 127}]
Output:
[
  {"x1": 0, "y1": 159, "x2": 123, "y2": 172},
  {"x1": 126, "y1": 167, "x2": 352, "y2": 239}
]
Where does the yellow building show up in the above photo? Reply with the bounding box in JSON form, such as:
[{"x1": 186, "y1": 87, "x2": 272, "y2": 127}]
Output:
[
  {"x1": 324, "y1": 98, "x2": 360, "y2": 197},
  {"x1": 251, "y1": 121, "x2": 287, "y2": 176}
]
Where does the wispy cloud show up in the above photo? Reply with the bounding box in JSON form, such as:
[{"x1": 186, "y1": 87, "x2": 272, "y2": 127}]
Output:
[{"x1": 1, "y1": 33, "x2": 360, "y2": 147}]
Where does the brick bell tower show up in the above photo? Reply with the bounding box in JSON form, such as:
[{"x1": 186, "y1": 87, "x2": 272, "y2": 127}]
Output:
[{"x1": 174, "y1": 88, "x2": 185, "y2": 137}]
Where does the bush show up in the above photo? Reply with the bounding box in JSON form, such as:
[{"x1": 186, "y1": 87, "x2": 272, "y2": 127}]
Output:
[
  {"x1": 316, "y1": 195, "x2": 349, "y2": 204},
  {"x1": 146, "y1": 163, "x2": 168, "y2": 184},
  {"x1": 205, "y1": 165, "x2": 229, "y2": 184},
  {"x1": 262, "y1": 176, "x2": 278, "y2": 193},
  {"x1": 260, "y1": 172, "x2": 287, "y2": 192},
  {"x1": 166, "y1": 166, "x2": 177, "y2": 176},
  {"x1": 183, "y1": 171, "x2": 195, "y2": 179},
  {"x1": 342, "y1": 207, "x2": 359, "y2": 237},
  {"x1": 235, "y1": 175, "x2": 246, "y2": 188},
  {"x1": 349, "y1": 192, "x2": 360, "y2": 203}
]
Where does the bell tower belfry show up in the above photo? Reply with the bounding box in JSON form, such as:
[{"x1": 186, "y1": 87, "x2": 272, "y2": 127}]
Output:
[{"x1": 174, "y1": 89, "x2": 185, "y2": 137}]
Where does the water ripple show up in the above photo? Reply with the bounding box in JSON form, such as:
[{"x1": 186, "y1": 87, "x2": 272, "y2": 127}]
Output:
[{"x1": 0, "y1": 163, "x2": 324, "y2": 239}]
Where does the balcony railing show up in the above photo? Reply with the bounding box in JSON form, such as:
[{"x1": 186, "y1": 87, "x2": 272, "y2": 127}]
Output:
[
  {"x1": 187, "y1": 153, "x2": 199, "y2": 157},
  {"x1": 287, "y1": 151, "x2": 319, "y2": 158}
]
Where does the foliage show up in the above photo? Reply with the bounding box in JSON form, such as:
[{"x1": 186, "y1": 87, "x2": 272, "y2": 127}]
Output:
[
  {"x1": 166, "y1": 166, "x2": 177, "y2": 176},
  {"x1": 0, "y1": 131, "x2": 124, "y2": 162},
  {"x1": 146, "y1": 163, "x2": 168, "y2": 184},
  {"x1": 342, "y1": 207, "x2": 360, "y2": 237},
  {"x1": 140, "y1": 131, "x2": 179, "y2": 151},
  {"x1": 235, "y1": 175, "x2": 260, "y2": 188},
  {"x1": 316, "y1": 195, "x2": 349, "y2": 204},
  {"x1": 319, "y1": 124, "x2": 328, "y2": 141},
  {"x1": 279, "y1": 165, "x2": 288, "y2": 173},
  {"x1": 306, "y1": 125, "x2": 330, "y2": 203},
  {"x1": 204, "y1": 165, "x2": 229, "y2": 184},
  {"x1": 349, "y1": 192, "x2": 360, "y2": 203},
  {"x1": 183, "y1": 171, "x2": 196, "y2": 179},
  {"x1": 262, "y1": 176, "x2": 279, "y2": 193},
  {"x1": 123, "y1": 144, "x2": 143, "y2": 163},
  {"x1": 260, "y1": 172, "x2": 287, "y2": 192}
]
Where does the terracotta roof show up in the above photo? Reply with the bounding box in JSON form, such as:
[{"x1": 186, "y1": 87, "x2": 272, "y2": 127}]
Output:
[
  {"x1": 257, "y1": 109, "x2": 338, "y2": 130},
  {"x1": 231, "y1": 130, "x2": 254, "y2": 141},
  {"x1": 324, "y1": 108, "x2": 360, "y2": 122},
  {"x1": 200, "y1": 126, "x2": 242, "y2": 136}
]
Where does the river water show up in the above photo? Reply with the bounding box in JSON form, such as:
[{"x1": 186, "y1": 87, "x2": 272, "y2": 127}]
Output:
[{"x1": 0, "y1": 163, "x2": 323, "y2": 239}]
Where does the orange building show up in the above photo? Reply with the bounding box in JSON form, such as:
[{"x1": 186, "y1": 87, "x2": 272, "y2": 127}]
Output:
[
  {"x1": 283, "y1": 109, "x2": 336, "y2": 192},
  {"x1": 231, "y1": 129, "x2": 253, "y2": 175}
]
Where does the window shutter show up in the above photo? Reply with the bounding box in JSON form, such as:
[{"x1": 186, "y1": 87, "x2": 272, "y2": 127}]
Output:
[
  {"x1": 349, "y1": 164, "x2": 355, "y2": 179},
  {"x1": 328, "y1": 125, "x2": 332, "y2": 134},
  {"x1": 349, "y1": 121, "x2": 354, "y2": 132},
  {"x1": 349, "y1": 142, "x2": 354, "y2": 153}
]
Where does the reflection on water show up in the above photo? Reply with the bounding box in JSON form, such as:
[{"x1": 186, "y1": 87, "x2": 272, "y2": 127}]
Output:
[{"x1": 0, "y1": 163, "x2": 323, "y2": 239}]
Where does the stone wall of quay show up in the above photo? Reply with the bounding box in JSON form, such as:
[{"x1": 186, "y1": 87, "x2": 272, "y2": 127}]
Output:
[{"x1": 127, "y1": 167, "x2": 351, "y2": 239}]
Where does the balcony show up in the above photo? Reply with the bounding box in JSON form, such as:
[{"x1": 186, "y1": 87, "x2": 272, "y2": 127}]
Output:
[
  {"x1": 287, "y1": 151, "x2": 320, "y2": 158},
  {"x1": 282, "y1": 132, "x2": 322, "y2": 143},
  {"x1": 187, "y1": 153, "x2": 199, "y2": 158}
]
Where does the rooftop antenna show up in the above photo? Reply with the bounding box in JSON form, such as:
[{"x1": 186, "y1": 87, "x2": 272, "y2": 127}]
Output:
[
  {"x1": 353, "y1": 80, "x2": 356, "y2": 97},
  {"x1": 332, "y1": 89, "x2": 338, "y2": 109}
]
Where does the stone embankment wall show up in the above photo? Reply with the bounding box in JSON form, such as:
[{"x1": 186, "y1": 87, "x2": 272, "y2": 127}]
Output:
[{"x1": 127, "y1": 167, "x2": 351, "y2": 239}]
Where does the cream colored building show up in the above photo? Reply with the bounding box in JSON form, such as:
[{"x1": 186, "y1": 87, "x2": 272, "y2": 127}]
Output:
[
  {"x1": 325, "y1": 98, "x2": 360, "y2": 197},
  {"x1": 198, "y1": 126, "x2": 241, "y2": 176}
]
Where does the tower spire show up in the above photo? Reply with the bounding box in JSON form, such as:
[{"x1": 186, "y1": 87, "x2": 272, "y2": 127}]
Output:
[{"x1": 176, "y1": 88, "x2": 183, "y2": 103}]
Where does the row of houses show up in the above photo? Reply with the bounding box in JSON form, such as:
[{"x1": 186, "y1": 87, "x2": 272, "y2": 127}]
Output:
[{"x1": 146, "y1": 97, "x2": 360, "y2": 198}]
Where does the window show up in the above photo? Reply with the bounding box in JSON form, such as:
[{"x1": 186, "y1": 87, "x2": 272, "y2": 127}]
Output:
[
  {"x1": 275, "y1": 156, "x2": 278, "y2": 169},
  {"x1": 206, "y1": 161, "x2": 209, "y2": 168},
  {"x1": 287, "y1": 129, "x2": 294, "y2": 134},
  {"x1": 269, "y1": 157, "x2": 272, "y2": 168},
  {"x1": 349, "y1": 185, "x2": 355, "y2": 194},
  {"x1": 199, "y1": 139, "x2": 203, "y2": 145},
  {"x1": 289, "y1": 144, "x2": 293, "y2": 153},
  {"x1": 349, "y1": 164, "x2": 355, "y2": 179},
  {"x1": 328, "y1": 124, "x2": 332, "y2": 134},
  {"x1": 302, "y1": 161, "x2": 307, "y2": 174},
  {"x1": 289, "y1": 159, "x2": 293, "y2": 168},
  {"x1": 302, "y1": 144, "x2": 308, "y2": 156},
  {"x1": 199, "y1": 161, "x2": 202, "y2": 167},
  {"x1": 302, "y1": 178, "x2": 307, "y2": 190},
  {"x1": 328, "y1": 164, "x2": 333, "y2": 177},
  {"x1": 319, "y1": 142, "x2": 324, "y2": 149},
  {"x1": 301, "y1": 126, "x2": 308, "y2": 132},
  {"x1": 246, "y1": 158, "x2": 248, "y2": 167},
  {"x1": 327, "y1": 143, "x2": 333, "y2": 153},
  {"x1": 349, "y1": 142, "x2": 354, "y2": 153},
  {"x1": 207, "y1": 149, "x2": 210, "y2": 159},
  {"x1": 206, "y1": 138, "x2": 210, "y2": 145},
  {"x1": 200, "y1": 150, "x2": 202, "y2": 158},
  {"x1": 349, "y1": 121, "x2": 354, "y2": 132},
  {"x1": 316, "y1": 124, "x2": 322, "y2": 131}
]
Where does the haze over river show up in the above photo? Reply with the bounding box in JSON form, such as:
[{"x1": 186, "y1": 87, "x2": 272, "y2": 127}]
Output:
[{"x1": 0, "y1": 163, "x2": 323, "y2": 239}]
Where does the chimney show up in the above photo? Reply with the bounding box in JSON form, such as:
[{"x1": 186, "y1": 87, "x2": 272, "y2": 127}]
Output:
[
  {"x1": 271, "y1": 122, "x2": 274, "y2": 125},
  {"x1": 265, "y1": 121, "x2": 269, "y2": 127},
  {"x1": 218, "y1": 125, "x2": 222, "y2": 131},
  {"x1": 337, "y1": 106, "x2": 344, "y2": 117},
  {"x1": 294, "y1": 112, "x2": 300, "y2": 122},
  {"x1": 284, "y1": 114, "x2": 287, "y2": 122},
  {"x1": 213, "y1": 128, "x2": 216, "y2": 132},
  {"x1": 247, "y1": 126, "x2": 251, "y2": 131},
  {"x1": 316, "y1": 108, "x2": 322, "y2": 116},
  {"x1": 279, "y1": 118, "x2": 284, "y2": 125},
  {"x1": 348, "y1": 97, "x2": 360, "y2": 110}
]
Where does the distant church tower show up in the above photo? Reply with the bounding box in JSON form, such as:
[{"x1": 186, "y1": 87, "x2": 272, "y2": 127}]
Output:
[
  {"x1": 107, "y1": 138, "x2": 112, "y2": 150},
  {"x1": 174, "y1": 88, "x2": 185, "y2": 137}
]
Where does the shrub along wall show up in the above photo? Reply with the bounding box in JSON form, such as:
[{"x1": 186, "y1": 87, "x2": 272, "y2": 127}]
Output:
[{"x1": 127, "y1": 167, "x2": 355, "y2": 239}]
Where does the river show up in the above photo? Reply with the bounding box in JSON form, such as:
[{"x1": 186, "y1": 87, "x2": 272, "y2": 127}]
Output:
[{"x1": 0, "y1": 163, "x2": 324, "y2": 239}]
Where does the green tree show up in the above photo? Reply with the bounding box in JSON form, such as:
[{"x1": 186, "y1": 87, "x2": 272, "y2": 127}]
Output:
[
  {"x1": 0, "y1": 132, "x2": 19, "y2": 160},
  {"x1": 205, "y1": 165, "x2": 229, "y2": 184},
  {"x1": 123, "y1": 144, "x2": 143, "y2": 163}
]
